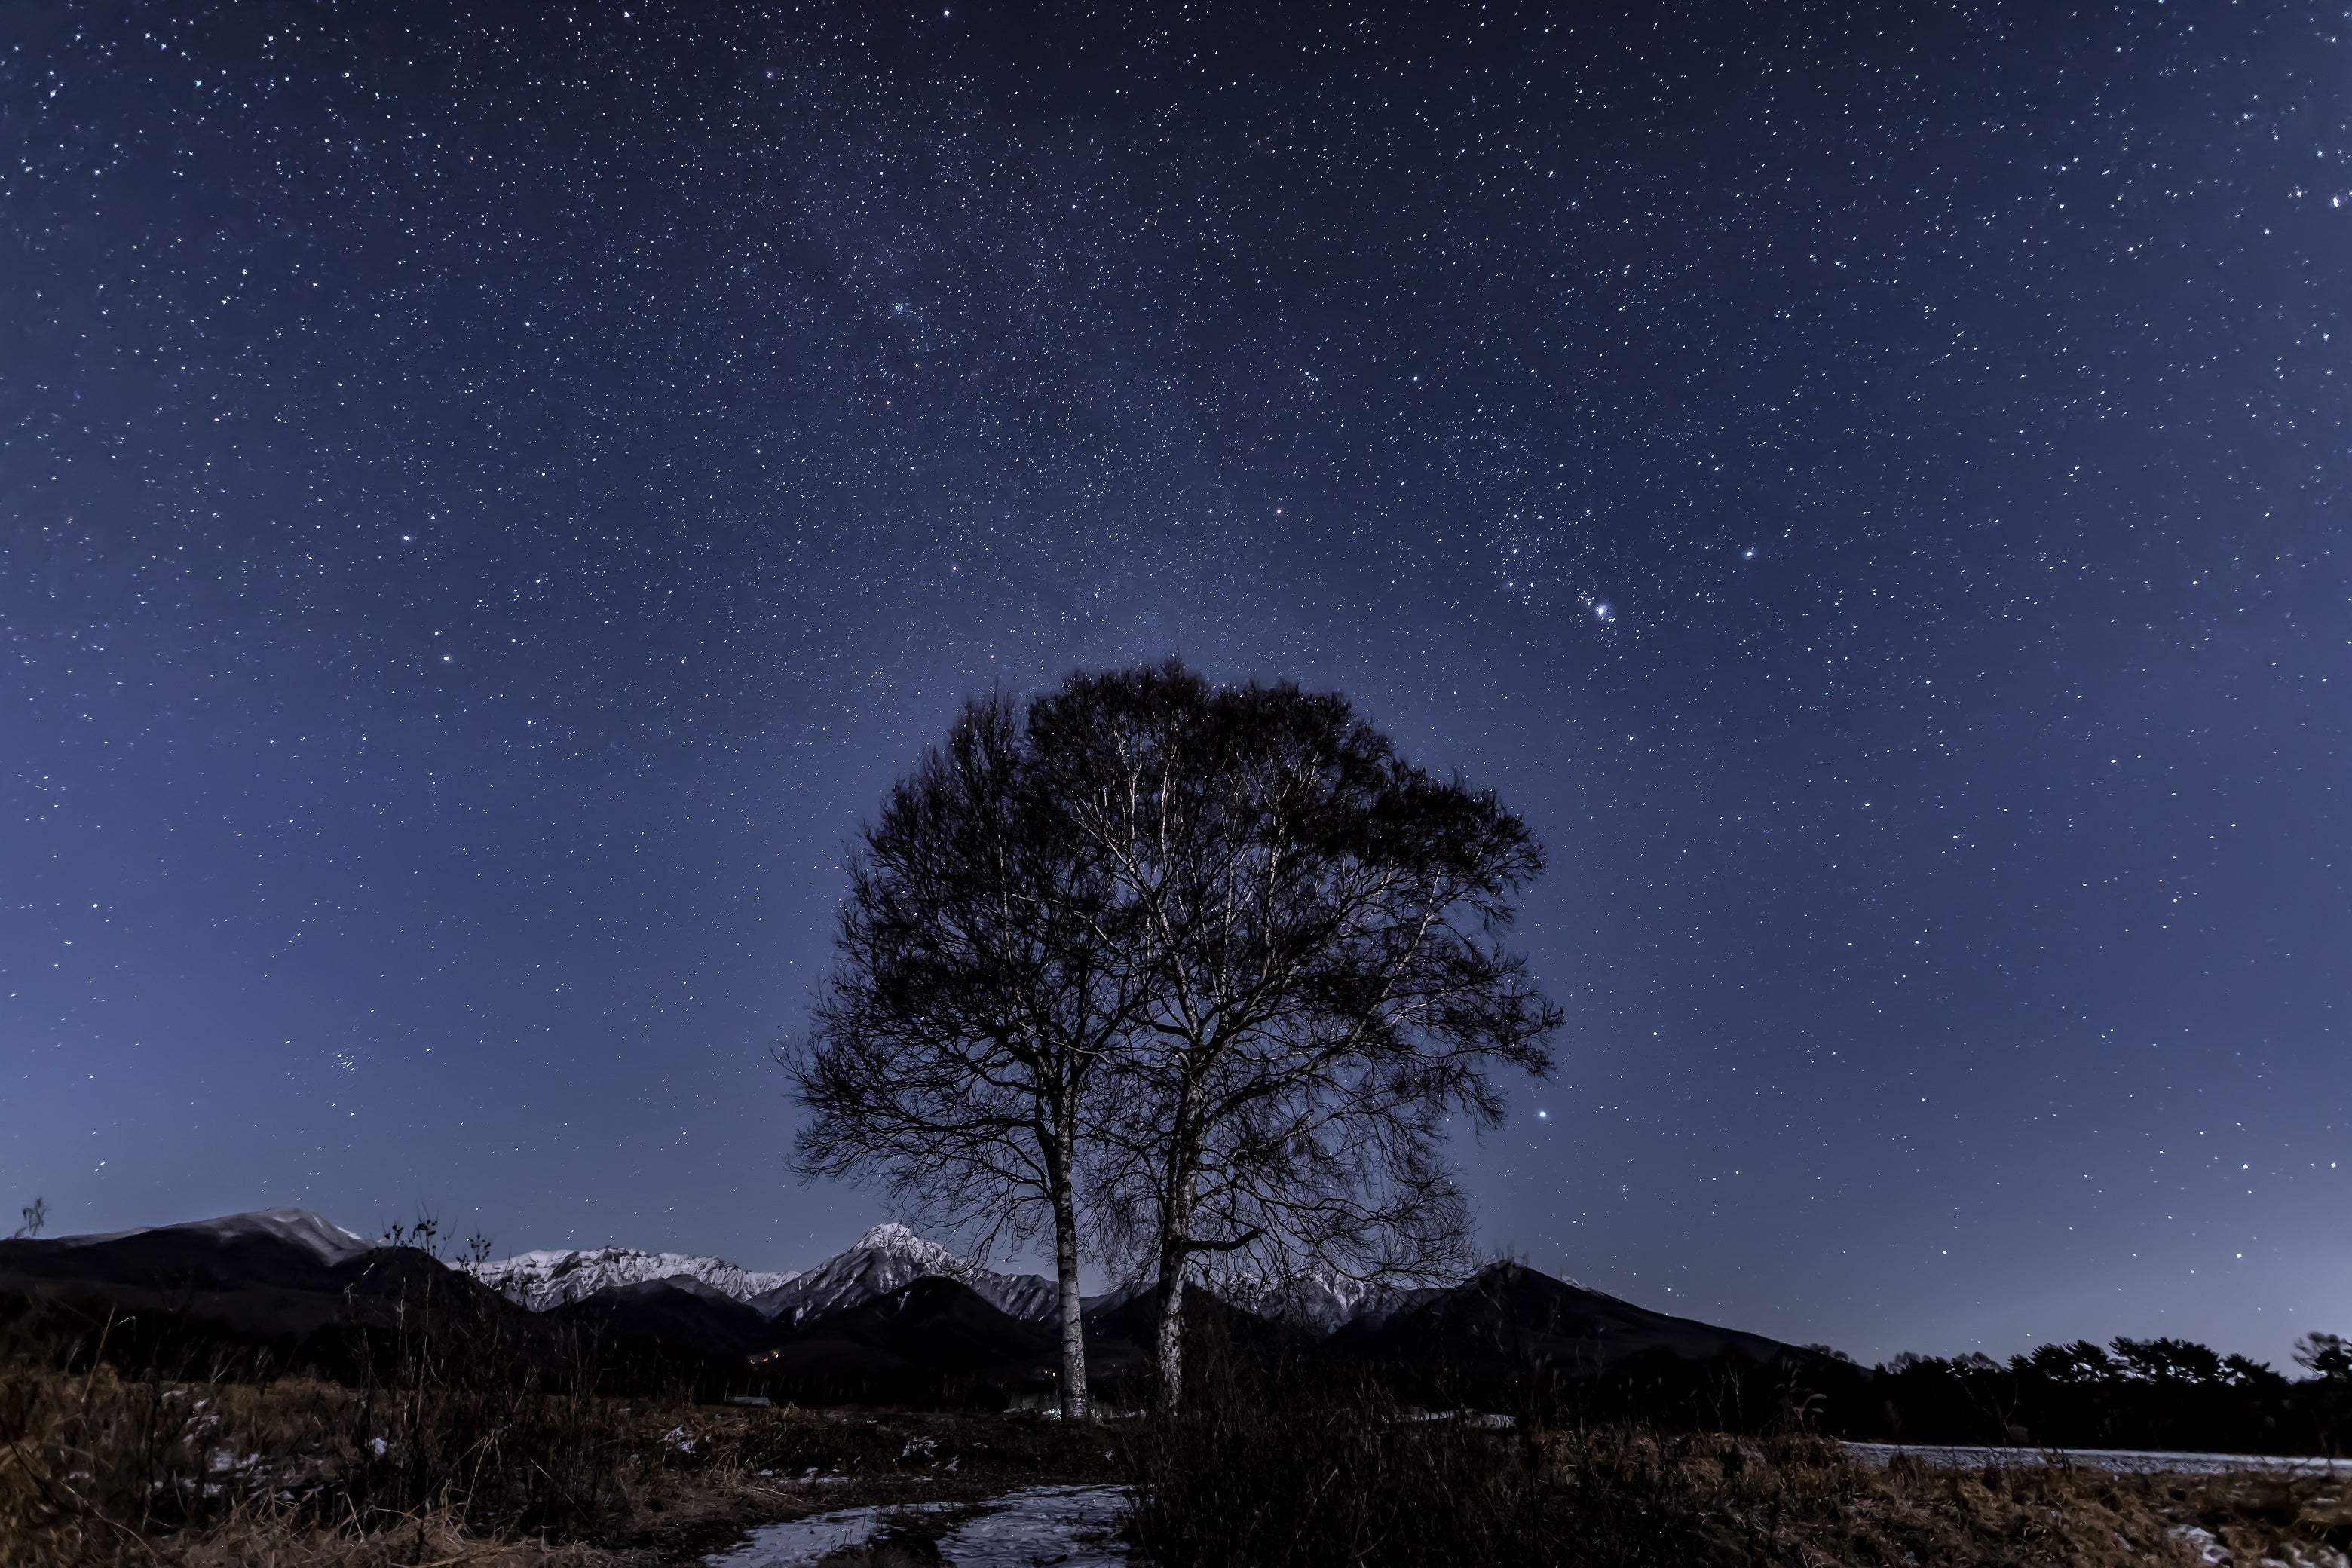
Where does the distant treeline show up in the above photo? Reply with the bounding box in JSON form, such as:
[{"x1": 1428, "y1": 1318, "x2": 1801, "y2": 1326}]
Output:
[
  {"x1": 1851, "y1": 1334, "x2": 2351, "y2": 1453},
  {"x1": 1470, "y1": 1333, "x2": 2352, "y2": 1455},
  {"x1": 9, "y1": 1263, "x2": 2346, "y2": 1455}
]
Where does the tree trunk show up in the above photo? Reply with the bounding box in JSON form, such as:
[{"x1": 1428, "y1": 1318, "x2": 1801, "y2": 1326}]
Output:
[
  {"x1": 1151, "y1": 1082, "x2": 1205, "y2": 1416},
  {"x1": 1050, "y1": 1149, "x2": 1090, "y2": 1422},
  {"x1": 1150, "y1": 1162, "x2": 1199, "y2": 1416},
  {"x1": 1152, "y1": 1256, "x2": 1187, "y2": 1416}
]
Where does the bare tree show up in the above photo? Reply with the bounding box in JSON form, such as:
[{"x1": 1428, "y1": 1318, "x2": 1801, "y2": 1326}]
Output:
[
  {"x1": 1034, "y1": 663, "x2": 1560, "y2": 1410},
  {"x1": 10, "y1": 1197, "x2": 44, "y2": 1240},
  {"x1": 785, "y1": 693, "x2": 1134, "y2": 1419}
]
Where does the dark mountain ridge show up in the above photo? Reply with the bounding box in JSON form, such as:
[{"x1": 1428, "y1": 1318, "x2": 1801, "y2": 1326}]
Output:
[
  {"x1": 2, "y1": 1209, "x2": 1810, "y2": 1391},
  {"x1": 0, "y1": 1207, "x2": 516, "y2": 1342},
  {"x1": 1326, "y1": 1260, "x2": 1809, "y2": 1371},
  {"x1": 550, "y1": 1276, "x2": 779, "y2": 1358},
  {"x1": 762, "y1": 1275, "x2": 1057, "y2": 1374}
]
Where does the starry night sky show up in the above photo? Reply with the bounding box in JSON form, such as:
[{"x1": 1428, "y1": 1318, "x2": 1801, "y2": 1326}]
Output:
[{"x1": 4, "y1": 2, "x2": 2346, "y2": 1364}]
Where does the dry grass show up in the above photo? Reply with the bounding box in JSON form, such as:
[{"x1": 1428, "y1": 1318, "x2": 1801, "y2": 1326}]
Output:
[
  {"x1": 1129, "y1": 1378, "x2": 2352, "y2": 1568},
  {"x1": 0, "y1": 1220, "x2": 1125, "y2": 1568},
  {"x1": 0, "y1": 1358, "x2": 615, "y2": 1566},
  {"x1": 0, "y1": 1353, "x2": 1119, "y2": 1568},
  {"x1": 11, "y1": 1338, "x2": 2343, "y2": 1567}
]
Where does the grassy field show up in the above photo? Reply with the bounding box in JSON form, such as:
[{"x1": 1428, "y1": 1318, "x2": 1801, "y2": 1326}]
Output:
[
  {"x1": 0, "y1": 1358, "x2": 1119, "y2": 1567},
  {"x1": 1127, "y1": 1372, "x2": 2352, "y2": 1568},
  {"x1": 6, "y1": 1348, "x2": 2347, "y2": 1566}
]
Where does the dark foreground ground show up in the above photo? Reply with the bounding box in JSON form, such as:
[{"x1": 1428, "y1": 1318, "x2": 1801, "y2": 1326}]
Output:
[
  {"x1": 0, "y1": 1361, "x2": 1122, "y2": 1567},
  {"x1": 7, "y1": 1355, "x2": 2350, "y2": 1568}
]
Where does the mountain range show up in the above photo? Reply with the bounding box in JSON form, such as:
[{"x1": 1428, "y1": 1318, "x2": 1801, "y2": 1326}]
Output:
[
  {"x1": 461, "y1": 1223, "x2": 1060, "y2": 1325},
  {"x1": 0, "y1": 1206, "x2": 500, "y2": 1340},
  {"x1": 470, "y1": 1225, "x2": 1371, "y2": 1332},
  {"x1": 0, "y1": 1208, "x2": 1818, "y2": 1385},
  {"x1": 467, "y1": 1245, "x2": 798, "y2": 1311},
  {"x1": 744, "y1": 1223, "x2": 1061, "y2": 1326}
]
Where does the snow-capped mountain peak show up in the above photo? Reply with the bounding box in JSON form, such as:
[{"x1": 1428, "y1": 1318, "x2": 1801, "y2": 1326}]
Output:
[
  {"x1": 750, "y1": 1225, "x2": 1056, "y2": 1325},
  {"x1": 464, "y1": 1246, "x2": 798, "y2": 1312},
  {"x1": 1223, "y1": 1267, "x2": 1465, "y2": 1336},
  {"x1": 851, "y1": 1223, "x2": 960, "y2": 1269},
  {"x1": 459, "y1": 1222, "x2": 1054, "y2": 1324}
]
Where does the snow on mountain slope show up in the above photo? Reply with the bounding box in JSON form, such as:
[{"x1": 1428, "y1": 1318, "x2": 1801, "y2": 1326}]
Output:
[
  {"x1": 464, "y1": 1223, "x2": 1053, "y2": 1321},
  {"x1": 749, "y1": 1223, "x2": 1057, "y2": 1325},
  {"x1": 198, "y1": 1207, "x2": 378, "y2": 1266},
  {"x1": 49, "y1": 1207, "x2": 378, "y2": 1268},
  {"x1": 465, "y1": 1247, "x2": 798, "y2": 1311},
  {"x1": 1220, "y1": 1269, "x2": 1490, "y2": 1335}
]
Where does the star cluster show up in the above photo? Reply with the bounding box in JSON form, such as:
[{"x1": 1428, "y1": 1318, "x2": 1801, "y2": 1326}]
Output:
[{"x1": 2, "y1": 2, "x2": 2344, "y2": 1362}]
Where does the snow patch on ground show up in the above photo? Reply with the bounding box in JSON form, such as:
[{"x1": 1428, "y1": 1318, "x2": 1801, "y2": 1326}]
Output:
[
  {"x1": 1845, "y1": 1442, "x2": 2352, "y2": 1478},
  {"x1": 703, "y1": 1503, "x2": 943, "y2": 1567},
  {"x1": 934, "y1": 1485, "x2": 1128, "y2": 1567},
  {"x1": 704, "y1": 1487, "x2": 1127, "y2": 1567}
]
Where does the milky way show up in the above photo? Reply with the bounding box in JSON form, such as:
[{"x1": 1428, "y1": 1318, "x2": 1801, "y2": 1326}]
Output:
[{"x1": 4, "y1": 2, "x2": 2345, "y2": 1363}]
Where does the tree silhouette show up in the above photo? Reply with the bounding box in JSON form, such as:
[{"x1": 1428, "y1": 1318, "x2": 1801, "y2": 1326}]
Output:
[
  {"x1": 786, "y1": 692, "x2": 1138, "y2": 1419},
  {"x1": 1035, "y1": 664, "x2": 1561, "y2": 1410}
]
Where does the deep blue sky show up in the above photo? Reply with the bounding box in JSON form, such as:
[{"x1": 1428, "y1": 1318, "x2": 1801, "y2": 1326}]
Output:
[{"x1": 4, "y1": 1, "x2": 2345, "y2": 1365}]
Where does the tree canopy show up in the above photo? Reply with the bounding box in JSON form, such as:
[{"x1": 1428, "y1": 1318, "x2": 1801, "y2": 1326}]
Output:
[{"x1": 789, "y1": 662, "x2": 1560, "y2": 1410}]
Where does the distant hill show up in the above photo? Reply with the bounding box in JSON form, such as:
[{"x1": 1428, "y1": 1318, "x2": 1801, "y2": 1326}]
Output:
[
  {"x1": 761, "y1": 1275, "x2": 1058, "y2": 1376},
  {"x1": 1323, "y1": 1260, "x2": 1806, "y2": 1370},
  {"x1": 0, "y1": 1206, "x2": 507, "y2": 1340},
  {"x1": 1083, "y1": 1280, "x2": 1295, "y2": 1356},
  {"x1": 549, "y1": 1276, "x2": 781, "y2": 1358}
]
